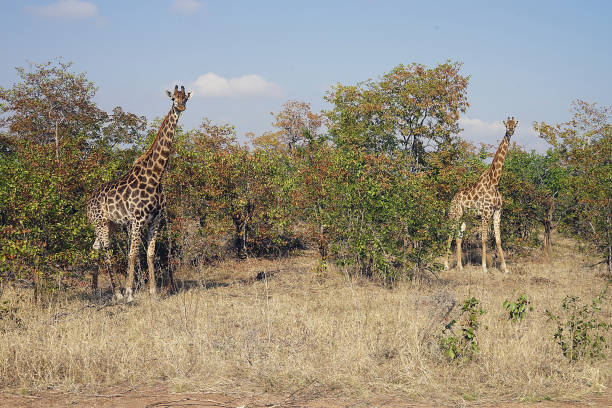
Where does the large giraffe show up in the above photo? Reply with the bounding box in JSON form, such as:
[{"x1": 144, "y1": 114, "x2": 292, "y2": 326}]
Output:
[
  {"x1": 87, "y1": 85, "x2": 192, "y2": 302},
  {"x1": 444, "y1": 117, "x2": 519, "y2": 273}
]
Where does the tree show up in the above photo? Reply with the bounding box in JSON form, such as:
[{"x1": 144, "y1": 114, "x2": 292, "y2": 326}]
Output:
[
  {"x1": 0, "y1": 60, "x2": 107, "y2": 157},
  {"x1": 501, "y1": 146, "x2": 571, "y2": 255},
  {"x1": 166, "y1": 119, "x2": 295, "y2": 261},
  {"x1": 325, "y1": 61, "x2": 469, "y2": 168},
  {"x1": 271, "y1": 100, "x2": 324, "y2": 149},
  {"x1": 101, "y1": 106, "x2": 148, "y2": 149},
  {"x1": 0, "y1": 60, "x2": 147, "y2": 298},
  {"x1": 535, "y1": 100, "x2": 612, "y2": 272}
]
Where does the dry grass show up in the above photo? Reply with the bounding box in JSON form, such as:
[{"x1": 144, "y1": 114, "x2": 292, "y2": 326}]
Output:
[{"x1": 0, "y1": 235, "x2": 610, "y2": 405}]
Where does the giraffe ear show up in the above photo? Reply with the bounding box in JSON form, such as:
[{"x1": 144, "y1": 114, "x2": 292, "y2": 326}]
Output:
[
  {"x1": 166, "y1": 90, "x2": 173, "y2": 98},
  {"x1": 187, "y1": 91, "x2": 193, "y2": 99}
]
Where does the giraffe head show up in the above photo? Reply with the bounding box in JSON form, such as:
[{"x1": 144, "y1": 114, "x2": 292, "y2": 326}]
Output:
[
  {"x1": 502, "y1": 116, "x2": 519, "y2": 137},
  {"x1": 166, "y1": 85, "x2": 192, "y2": 112}
]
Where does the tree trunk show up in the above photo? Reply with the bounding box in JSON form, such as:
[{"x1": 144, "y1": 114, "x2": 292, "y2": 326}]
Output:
[{"x1": 543, "y1": 196, "x2": 554, "y2": 258}]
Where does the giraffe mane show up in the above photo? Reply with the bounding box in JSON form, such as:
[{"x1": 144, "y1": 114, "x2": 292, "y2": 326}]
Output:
[{"x1": 134, "y1": 114, "x2": 169, "y2": 165}]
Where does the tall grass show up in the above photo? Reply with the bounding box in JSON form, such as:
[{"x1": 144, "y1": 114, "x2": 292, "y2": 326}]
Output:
[{"x1": 0, "y1": 237, "x2": 609, "y2": 404}]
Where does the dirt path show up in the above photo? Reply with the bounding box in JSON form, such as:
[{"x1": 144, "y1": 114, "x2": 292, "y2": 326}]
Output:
[{"x1": 1, "y1": 387, "x2": 610, "y2": 407}]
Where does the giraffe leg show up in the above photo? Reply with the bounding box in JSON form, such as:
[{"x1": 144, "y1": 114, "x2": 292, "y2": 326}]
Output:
[
  {"x1": 91, "y1": 223, "x2": 106, "y2": 290},
  {"x1": 481, "y1": 217, "x2": 490, "y2": 273},
  {"x1": 444, "y1": 233, "x2": 453, "y2": 271},
  {"x1": 446, "y1": 203, "x2": 463, "y2": 271},
  {"x1": 493, "y1": 209, "x2": 508, "y2": 273},
  {"x1": 146, "y1": 214, "x2": 162, "y2": 297},
  {"x1": 125, "y1": 221, "x2": 143, "y2": 303},
  {"x1": 94, "y1": 221, "x2": 122, "y2": 300},
  {"x1": 104, "y1": 247, "x2": 123, "y2": 301},
  {"x1": 456, "y1": 222, "x2": 466, "y2": 270}
]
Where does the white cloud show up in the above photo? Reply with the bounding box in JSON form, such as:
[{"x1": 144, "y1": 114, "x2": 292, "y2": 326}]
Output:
[
  {"x1": 25, "y1": 0, "x2": 98, "y2": 19},
  {"x1": 459, "y1": 116, "x2": 546, "y2": 152},
  {"x1": 458, "y1": 116, "x2": 504, "y2": 142},
  {"x1": 192, "y1": 73, "x2": 282, "y2": 98},
  {"x1": 171, "y1": 0, "x2": 204, "y2": 14}
]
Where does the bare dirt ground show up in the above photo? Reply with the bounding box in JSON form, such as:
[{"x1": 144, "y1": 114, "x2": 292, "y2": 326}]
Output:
[{"x1": 1, "y1": 387, "x2": 611, "y2": 407}]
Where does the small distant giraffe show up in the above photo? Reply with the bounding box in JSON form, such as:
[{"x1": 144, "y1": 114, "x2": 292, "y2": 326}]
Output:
[
  {"x1": 87, "y1": 85, "x2": 192, "y2": 302},
  {"x1": 444, "y1": 117, "x2": 519, "y2": 273}
]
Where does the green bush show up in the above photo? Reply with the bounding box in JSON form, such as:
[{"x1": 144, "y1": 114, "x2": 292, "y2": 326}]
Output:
[
  {"x1": 440, "y1": 297, "x2": 486, "y2": 361},
  {"x1": 546, "y1": 285, "x2": 610, "y2": 361},
  {"x1": 503, "y1": 294, "x2": 532, "y2": 322}
]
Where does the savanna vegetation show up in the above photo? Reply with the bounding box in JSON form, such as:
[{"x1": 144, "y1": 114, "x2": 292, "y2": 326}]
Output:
[{"x1": 0, "y1": 60, "x2": 610, "y2": 404}]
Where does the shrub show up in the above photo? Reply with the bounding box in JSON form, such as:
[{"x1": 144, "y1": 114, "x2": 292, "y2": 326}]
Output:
[
  {"x1": 440, "y1": 297, "x2": 486, "y2": 361},
  {"x1": 546, "y1": 285, "x2": 610, "y2": 361},
  {"x1": 503, "y1": 294, "x2": 532, "y2": 322}
]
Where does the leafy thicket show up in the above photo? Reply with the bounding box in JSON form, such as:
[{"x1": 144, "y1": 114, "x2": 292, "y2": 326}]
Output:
[
  {"x1": 0, "y1": 61, "x2": 146, "y2": 293},
  {"x1": 0, "y1": 60, "x2": 610, "y2": 296},
  {"x1": 500, "y1": 148, "x2": 570, "y2": 254},
  {"x1": 535, "y1": 101, "x2": 612, "y2": 271}
]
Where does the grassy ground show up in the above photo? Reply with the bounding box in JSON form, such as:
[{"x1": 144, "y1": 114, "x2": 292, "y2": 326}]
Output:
[{"x1": 0, "y1": 235, "x2": 610, "y2": 405}]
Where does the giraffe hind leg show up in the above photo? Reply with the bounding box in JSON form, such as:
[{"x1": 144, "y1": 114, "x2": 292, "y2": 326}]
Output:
[
  {"x1": 481, "y1": 217, "x2": 490, "y2": 273},
  {"x1": 104, "y1": 247, "x2": 123, "y2": 301},
  {"x1": 146, "y1": 214, "x2": 162, "y2": 296},
  {"x1": 125, "y1": 221, "x2": 143, "y2": 303},
  {"x1": 94, "y1": 221, "x2": 123, "y2": 301},
  {"x1": 444, "y1": 233, "x2": 453, "y2": 270},
  {"x1": 446, "y1": 203, "x2": 463, "y2": 271},
  {"x1": 456, "y1": 222, "x2": 466, "y2": 270}
]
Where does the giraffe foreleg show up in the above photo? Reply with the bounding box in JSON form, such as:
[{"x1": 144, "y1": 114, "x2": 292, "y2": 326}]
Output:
[{"x1": 493, "y1": 209, "x2": 508, "y2": 273}]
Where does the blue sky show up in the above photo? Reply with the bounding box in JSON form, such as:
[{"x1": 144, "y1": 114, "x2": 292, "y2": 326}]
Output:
[{"x1": 1, "y1": 0, "x2": 611, "y2": 151}]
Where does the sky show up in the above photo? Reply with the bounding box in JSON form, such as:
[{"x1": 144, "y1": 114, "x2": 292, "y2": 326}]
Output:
[{"x1": 1, "y1": 0, "x2": 611, "y2": 152}]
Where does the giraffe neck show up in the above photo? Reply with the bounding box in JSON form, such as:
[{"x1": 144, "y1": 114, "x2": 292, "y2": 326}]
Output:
[
  {"x1": 484, "y1": 131, "x2": 510, "y2": 189},
  {"x1": 136, "y1": 107, "x2": 180, "y2": 183}
]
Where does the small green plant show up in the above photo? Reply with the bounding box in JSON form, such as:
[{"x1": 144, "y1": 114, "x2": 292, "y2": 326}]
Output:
[
  {"x1": 546, "y1": 285, "x2": 610, "y2": 362},
  {"x1": 440, "y1": 297, "x2": 486, "y2": 361},
  {"x1": 313, "y1": 259, "x2": 328, "y2": 282},
  {"x1": 504, "y1": 294, "x2": 533, "y2": 322}
]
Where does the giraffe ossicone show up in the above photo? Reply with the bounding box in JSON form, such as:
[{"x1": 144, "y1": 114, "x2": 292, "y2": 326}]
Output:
[
  {"x1": 444, "y1": 116, "x2": 519, "y2": 274},
  {"x1": 87, "y1": 84, "x2": 192, "y2": 302}
]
